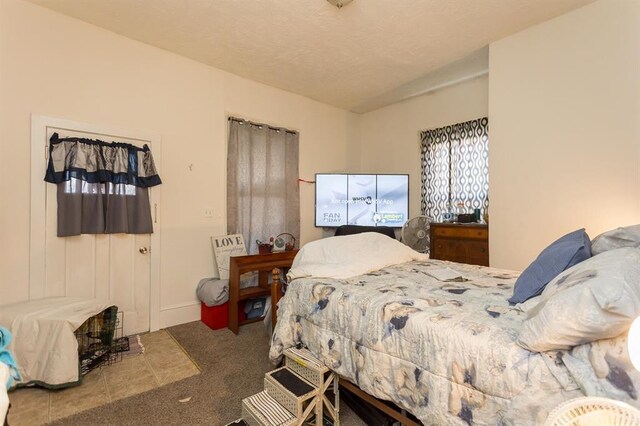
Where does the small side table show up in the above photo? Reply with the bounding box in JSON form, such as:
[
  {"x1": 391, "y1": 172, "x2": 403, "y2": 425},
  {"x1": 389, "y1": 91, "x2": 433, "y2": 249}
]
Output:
[{"x1": 228, "y1": 250, "x2": 298, "y2": 334}]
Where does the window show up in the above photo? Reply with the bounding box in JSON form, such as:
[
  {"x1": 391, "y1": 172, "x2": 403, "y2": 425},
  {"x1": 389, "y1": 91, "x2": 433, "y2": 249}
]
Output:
[
  {"x1": 420, "y1": 117, "x2": 488, "y2": 221},
  {"x1": 226, "y1": 117, "x2": 300, "y2": 255}
]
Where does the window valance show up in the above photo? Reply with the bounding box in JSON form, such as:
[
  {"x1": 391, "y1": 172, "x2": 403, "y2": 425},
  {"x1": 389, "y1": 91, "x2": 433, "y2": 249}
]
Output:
[
  {"x1": 43, "y1": 133, "x2": 161, "y2": 237},
  {"x1": 44, "y1": 133, "x2": 161, "y2": 188}
]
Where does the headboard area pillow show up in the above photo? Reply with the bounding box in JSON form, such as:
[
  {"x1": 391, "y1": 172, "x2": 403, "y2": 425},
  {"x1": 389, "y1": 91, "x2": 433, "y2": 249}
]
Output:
[
  {"x1": 288, "y1": 232, "x2": 428, "y2": 281},
  {"x1": 591, "y1": 224, "x2": 640, "y2": 255},
  {"x1": 508, "y1": 229, "x2": 591, "y2": 305},
  {"x1": 517, "y1": 247, "x2": 640, "y2": 352}
]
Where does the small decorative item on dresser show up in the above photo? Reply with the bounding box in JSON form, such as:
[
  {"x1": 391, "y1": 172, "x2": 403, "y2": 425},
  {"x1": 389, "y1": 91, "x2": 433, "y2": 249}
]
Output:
[
  {"x1": 273, "y1": 233, "x2": 297, "y2": 252},
  {"x1": 457, "y1": 213, "x2": 476, "y2": 224},
  {"x1": 256, "y1": 237, "x2": 273, "y2": 254},
  {"x1": 454, "y1": 201, "x2": 466, "y2": 222},
  {"x1": 211, "y1": 234, "x2": 247, "y2": 279}
]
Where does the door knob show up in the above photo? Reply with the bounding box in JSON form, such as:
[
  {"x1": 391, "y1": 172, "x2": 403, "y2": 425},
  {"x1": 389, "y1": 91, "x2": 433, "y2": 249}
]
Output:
[{"x1": 139, "y1": 247, "x2": 149, "y2": 254}]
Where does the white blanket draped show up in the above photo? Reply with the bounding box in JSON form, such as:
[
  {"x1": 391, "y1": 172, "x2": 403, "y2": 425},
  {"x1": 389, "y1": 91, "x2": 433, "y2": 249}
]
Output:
[
  {"x1": 287, "y1": 232, "x2": 428, "y2": 281},
  {"x1": 0, "y1": 297, "x2": 114, "y2": 387}
]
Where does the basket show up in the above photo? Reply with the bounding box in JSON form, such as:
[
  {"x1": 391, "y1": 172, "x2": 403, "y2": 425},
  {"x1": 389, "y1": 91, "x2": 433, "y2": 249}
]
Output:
[{"x1": 257, "y1": 243, "x2": 272, "y2": 254}]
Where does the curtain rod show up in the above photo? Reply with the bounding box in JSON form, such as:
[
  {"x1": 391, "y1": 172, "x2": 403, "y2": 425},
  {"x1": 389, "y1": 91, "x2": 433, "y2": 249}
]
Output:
[
  {"x1": 228, "y1": 116, "x2": 298, "y2": 135},
  {"x1": 50, "y1": 132, "x2": 151, "y2": 151},
  {"x1": 419, "y1": 116, "x2": 488, "y2": 137}
]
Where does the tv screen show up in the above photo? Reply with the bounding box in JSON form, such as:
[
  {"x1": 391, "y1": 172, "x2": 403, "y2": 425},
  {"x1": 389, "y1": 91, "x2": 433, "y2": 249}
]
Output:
[{"x1": 315, "y1": 173, "x2": 409, "y2": 228}]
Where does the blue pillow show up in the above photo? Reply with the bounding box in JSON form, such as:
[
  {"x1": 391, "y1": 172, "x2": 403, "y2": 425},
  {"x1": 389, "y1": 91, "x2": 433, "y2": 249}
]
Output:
[{"x1": 508, "y1": 229, "x2": 592, "y2": 305}]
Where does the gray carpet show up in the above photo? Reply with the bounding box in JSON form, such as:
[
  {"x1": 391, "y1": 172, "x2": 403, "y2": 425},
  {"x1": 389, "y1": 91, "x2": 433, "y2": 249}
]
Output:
[{"x1": 49, "y1": 321, "x2": 365, "y2": 425}]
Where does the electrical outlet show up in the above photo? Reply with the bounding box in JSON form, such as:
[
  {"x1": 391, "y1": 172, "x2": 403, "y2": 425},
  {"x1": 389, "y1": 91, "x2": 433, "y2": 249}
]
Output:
[{"x1": 203, "y1": 208, "x2": 214, "y2": 218}]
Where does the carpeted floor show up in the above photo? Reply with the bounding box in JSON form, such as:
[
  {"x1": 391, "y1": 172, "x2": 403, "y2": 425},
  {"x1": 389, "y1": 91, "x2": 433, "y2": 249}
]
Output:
[{"x1": 49, "y1": 321, "x2": 365, "y2": 425}]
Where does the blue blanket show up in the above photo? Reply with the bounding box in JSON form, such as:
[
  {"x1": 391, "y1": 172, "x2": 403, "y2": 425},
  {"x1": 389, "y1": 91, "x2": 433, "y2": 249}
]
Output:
[{"x1": 0, "y1": 327, "x2": 20, "y2": 389}]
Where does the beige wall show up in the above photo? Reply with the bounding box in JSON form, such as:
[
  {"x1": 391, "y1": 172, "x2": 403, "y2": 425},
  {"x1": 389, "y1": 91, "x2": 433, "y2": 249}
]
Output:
[
  {"x1": 489, "y1": 0, "x2": 640, "y2": 270},
  {"x1": 4, "y1": 0, "x2": 635, "y2": 327},
  {"x1": 0, "y1": 0, "x2": 356, "y2": 325},
  {"x1": 357, "y1": 76, "x2": 489, "y2": 222}
]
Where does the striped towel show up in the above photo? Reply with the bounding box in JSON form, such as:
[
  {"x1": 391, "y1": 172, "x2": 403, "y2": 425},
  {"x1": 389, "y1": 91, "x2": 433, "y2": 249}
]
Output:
[{"x1": 245, "y1": 391, "x2": 294, "y2": 426}]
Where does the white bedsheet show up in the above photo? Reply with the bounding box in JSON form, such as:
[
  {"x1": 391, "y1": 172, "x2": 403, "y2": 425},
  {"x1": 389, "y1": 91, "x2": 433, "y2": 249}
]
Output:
[
  {"x1": 0, "y1": 297, "x2": 114, "y2": 387},
  {"x1": 287, "y1": 232, "x2": 428, "y2": 281}
]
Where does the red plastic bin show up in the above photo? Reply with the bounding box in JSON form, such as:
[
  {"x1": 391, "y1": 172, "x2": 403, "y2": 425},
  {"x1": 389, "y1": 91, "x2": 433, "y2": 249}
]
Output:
[{"x1": 200, "y1": 302, "x2": 246, "y2": 330}]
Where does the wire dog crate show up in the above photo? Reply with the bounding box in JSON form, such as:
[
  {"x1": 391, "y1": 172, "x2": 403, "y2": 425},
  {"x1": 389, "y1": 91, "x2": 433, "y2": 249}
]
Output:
[{"x1": 75, "y1": 306, "x2": 127, "y2": 375}]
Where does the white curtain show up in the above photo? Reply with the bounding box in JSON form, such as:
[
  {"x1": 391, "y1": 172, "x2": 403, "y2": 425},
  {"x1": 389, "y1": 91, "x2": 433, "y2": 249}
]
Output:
[{"x1": 227, "y1": 118, "x2": 300, "y2": 254}]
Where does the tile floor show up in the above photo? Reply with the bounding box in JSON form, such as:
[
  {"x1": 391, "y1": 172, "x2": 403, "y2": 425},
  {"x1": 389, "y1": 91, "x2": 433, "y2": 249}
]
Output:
[{"x1": 7, "y1": 330, "x2": 200, "y2": 425}]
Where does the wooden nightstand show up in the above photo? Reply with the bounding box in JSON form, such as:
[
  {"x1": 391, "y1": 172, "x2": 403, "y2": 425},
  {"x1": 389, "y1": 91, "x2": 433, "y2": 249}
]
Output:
[
  {"x1": 429, "y1": 223, "x2": 489, "y2": 266},
  {"x1": 228, "y1": 250, "x2": 298, "y2": 334}
]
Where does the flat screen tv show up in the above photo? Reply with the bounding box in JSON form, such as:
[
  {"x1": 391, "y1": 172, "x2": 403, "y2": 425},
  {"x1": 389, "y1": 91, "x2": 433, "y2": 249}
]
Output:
[{"x1": 315, "y1": 173, "x2": 409, "y2": 228}]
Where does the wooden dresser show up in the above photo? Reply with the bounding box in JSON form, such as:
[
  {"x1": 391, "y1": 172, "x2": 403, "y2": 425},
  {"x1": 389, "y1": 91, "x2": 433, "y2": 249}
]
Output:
[{"x1": 429, "y1": 223, "x2": 489, "y2": 266}]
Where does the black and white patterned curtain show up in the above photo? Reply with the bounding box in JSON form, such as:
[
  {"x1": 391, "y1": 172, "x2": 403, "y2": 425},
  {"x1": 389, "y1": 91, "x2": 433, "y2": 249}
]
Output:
[
  {"x1": 420, "y1": 117, "x2": 488, "y2": 221},
  {"x1": 44, "y1": 133, "x2": 162, "y2": 237}
]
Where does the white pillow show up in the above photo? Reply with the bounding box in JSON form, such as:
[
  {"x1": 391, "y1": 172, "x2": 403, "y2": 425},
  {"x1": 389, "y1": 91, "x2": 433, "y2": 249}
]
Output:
[
  {"x1": 288, "y1": 232, "x2": 428, "y2": 281},
  {"x1": 591, "y1": 224, "x2": 640, "y2": 255},
  {"x1": 518, "y1": 248, "x2": 640, "y2": 352},
  {"x1": 514, "y1": 296, "x2": 542, "y2": 314}
]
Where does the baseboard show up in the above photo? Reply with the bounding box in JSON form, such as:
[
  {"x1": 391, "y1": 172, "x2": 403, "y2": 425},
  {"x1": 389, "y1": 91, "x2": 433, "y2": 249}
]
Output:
[{"x1": 159, "y1": 301, "x2": 200, "y2": 329}]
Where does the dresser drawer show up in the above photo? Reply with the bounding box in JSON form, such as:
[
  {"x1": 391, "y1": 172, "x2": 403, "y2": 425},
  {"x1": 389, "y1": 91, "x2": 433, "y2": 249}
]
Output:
[
  {"x1": 429, "y1": 223, "x2": 489, "y2": 266},
  {"x1": 432, "y1": 225, "x2": 488, "y2": 240},
  {"x1": 431, "y1": 239, "x2": 489, "y2": 265}
]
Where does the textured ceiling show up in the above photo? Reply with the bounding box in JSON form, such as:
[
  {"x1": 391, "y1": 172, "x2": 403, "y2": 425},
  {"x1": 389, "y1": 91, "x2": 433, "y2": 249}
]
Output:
[{"x1": 28, "y1": 0, "x2": 593, "y2": 112}]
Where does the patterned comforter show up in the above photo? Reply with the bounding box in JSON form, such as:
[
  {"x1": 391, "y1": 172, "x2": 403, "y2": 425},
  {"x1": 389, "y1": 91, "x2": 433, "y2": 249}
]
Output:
[{"x1": 269, "y1": 259, "x2": 640, "y2": 425}]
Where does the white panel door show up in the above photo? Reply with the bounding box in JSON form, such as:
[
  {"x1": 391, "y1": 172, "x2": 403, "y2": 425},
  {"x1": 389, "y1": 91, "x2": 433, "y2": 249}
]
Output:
[{"x1": 43, "y1": 128, "x2": 151, "y2": 336}]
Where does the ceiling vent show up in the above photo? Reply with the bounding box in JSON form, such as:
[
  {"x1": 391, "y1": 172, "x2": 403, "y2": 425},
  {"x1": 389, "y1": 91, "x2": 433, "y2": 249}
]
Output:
[{"x1": 327, "y1": 0, "x2": 354, "y2": 8}]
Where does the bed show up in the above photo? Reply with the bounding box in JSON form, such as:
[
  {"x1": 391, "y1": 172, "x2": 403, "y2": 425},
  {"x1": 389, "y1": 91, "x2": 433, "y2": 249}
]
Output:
[{"x1": 269, "y1": 232, "x2": 640, "y2": 425}]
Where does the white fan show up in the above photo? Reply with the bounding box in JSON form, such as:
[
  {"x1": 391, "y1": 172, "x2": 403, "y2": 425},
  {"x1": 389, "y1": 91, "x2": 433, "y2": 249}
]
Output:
[
  {"x1": 401, "y1": 215, "x2": 432, "y2": 253},
  {"x1": 545, "y1": 397, "x2": 640, "y2": 426}
]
